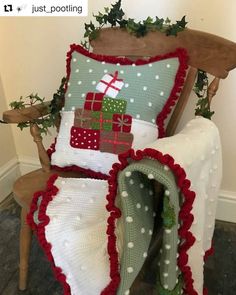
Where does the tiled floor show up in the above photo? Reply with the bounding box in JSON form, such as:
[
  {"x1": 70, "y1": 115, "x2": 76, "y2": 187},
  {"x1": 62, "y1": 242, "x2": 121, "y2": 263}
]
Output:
[{"x1": 0, "y1": 201, "x2": 236, "y2": 295}]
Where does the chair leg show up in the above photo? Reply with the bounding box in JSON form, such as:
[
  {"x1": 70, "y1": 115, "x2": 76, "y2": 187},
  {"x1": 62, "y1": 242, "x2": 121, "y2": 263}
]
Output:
[{"x1": 19, "y1": 208, "x2": 33, "y2": 291}]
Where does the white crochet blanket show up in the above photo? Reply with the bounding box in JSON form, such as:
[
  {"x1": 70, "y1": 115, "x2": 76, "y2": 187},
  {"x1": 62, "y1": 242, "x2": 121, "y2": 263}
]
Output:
[
  {"x1": 146, "y1": 116, "x2": 222, "y2": 294},
  {"x1": 31, "y1": 116, "x2": 222, "y2": 295}
]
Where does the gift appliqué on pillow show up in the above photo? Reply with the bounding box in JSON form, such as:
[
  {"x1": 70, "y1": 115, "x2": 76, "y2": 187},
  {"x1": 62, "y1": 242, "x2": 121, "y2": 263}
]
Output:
[
  {"x1": 74, "y1": 108, "x2": 93, "y2": 128},
  {"x1": 84, "y1": 92, "x2": 104, "y2": 111},
  {"x1": 70, "y1": 72, "x2": 134, "y2": 155},
  {"x1": 96, "y1": 70, "x2": 124, "y2": 98},
  {"x1": 102, "y1": 97, "x2": 127, "y2": 114},
  {"x1": 70, "y1": 127, "x2": 100, "y2": 150}
]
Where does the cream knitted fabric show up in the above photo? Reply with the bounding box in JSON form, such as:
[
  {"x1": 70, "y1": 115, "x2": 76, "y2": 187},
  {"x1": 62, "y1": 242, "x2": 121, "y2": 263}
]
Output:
[
  {"x1": 147, "y1": 116, "x2": 222, "y2": 294},
  {"x1": 44, "y1": 178, "x2": 111, "y2": 295}
]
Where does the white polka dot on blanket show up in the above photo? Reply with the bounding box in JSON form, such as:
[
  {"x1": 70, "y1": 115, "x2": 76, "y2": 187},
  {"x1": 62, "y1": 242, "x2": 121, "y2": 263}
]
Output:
[
  {"x1": 127, "y1": 267, "x2": 134, "y2": 273},
  {"x1": 148, "y1": 173, "x2": 154, "y2": 179},
  {"x1": 122, "y1": 191, "x2": 128, "y2": 197},
  {"x1": 125, "y1": 171, "x2": 132, "y2": 177},
  {"x1": 128, "y1": 242, "x2": 134, "y2": 248},
  {"x1": 126, "y1": 216, "x2": 133, "y2": 223}
]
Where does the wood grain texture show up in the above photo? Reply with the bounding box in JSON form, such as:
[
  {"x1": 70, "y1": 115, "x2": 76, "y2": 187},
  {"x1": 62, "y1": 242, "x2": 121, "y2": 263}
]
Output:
[
  {"x1": 13, "y1": 169, "x2": 86, "y2": 210},
  {"x1": 91, "y1": 27, "x2": 236, "y2": 79},
  {"x1": 19, "y1": 208, "x2": 32, "y2": 291},
  {"x1": 166, "y1": 67, "x2": 198, "y2": 136},
  {"x1": 30, "y1": 124, "x2": 51, "y2": 172},
  {"x1": 3, "y1": 101, "x2": 51, "y2": 124},
  {"x1": 208, "y1": 77, "x2": 220, "y2": 104}
]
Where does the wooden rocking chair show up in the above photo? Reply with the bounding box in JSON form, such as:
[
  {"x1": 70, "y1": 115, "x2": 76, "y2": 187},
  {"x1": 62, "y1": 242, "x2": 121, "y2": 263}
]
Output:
[{"x1": 2, "y1": 27, "x2": 236, "y2": 294}]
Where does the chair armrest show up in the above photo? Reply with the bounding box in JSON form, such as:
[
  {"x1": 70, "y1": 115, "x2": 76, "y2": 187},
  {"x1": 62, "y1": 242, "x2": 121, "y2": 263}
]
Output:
[{"x1": 2, "y1": 101, "x2": 51, "y2": 123}]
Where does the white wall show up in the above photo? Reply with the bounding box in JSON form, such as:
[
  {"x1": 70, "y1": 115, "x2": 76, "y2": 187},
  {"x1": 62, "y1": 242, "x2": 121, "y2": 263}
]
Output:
[
  {"x1": 0, "y1": 78, "x2": 17, "y2": 166},
  {"x1": 0, "y1": 0, "x2": 236, "y2": 215},
  {"x1": 0, "y1": 76, "x2": 19, "y2": 201}
]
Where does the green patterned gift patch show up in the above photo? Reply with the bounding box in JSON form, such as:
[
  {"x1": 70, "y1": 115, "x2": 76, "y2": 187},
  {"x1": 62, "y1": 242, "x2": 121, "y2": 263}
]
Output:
[
  {"x1": 91, "y1": 111, "x2": 113, "y2": 131},
  {"x1": 101, "y1": 97, "x2": 127, "y2": 114}
]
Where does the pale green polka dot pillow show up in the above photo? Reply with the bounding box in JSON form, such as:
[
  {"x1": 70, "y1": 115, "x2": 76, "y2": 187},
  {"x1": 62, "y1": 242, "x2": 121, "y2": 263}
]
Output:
[{"x1": 51, "y1": 45, "x2": 188, "y2": 177}]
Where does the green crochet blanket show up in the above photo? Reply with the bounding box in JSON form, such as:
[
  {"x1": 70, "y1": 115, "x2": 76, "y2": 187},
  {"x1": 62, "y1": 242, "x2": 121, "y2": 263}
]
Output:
[{"x1": 116, "y1": 158, "x2": 182, "y2": 295}]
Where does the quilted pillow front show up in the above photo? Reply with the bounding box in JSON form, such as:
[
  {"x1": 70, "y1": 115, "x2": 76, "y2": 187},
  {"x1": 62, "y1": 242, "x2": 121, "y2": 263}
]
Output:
[{"x1": 50, "y1": 45, "x2": 188, "y2": 176}]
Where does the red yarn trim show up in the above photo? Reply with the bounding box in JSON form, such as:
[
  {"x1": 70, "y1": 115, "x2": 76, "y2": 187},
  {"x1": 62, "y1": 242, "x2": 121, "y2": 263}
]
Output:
[
  {"x1": 27, "y1": 174, "x2": 71, "y2": 295},
  {"x1": 47, "y1": 137, "x2": 57, "y2": 160},
  {"x1": 102, "y1": 148, "x2": 199, "y2": 295},
  {"x1": 50, "y1": 164, "x2": 109, "y2": 180},
  {"x1": 65, "y1": 44, "x2": 188, "y2": 138},
  {"x1": 204, "y1": 245, "x2": 214, "y2": 262},
  {"x1": 156, "y1": 49, "x2": 188, "y2": 138}
]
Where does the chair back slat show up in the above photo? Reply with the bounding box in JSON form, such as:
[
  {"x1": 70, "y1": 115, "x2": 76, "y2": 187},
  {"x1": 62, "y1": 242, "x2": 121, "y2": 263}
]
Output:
[
  {"x1": 166, "y1": 67, "x2": 198, "y2": 136},
  {"x1": 91, "y1": 27, "x2": 236, "y2": 79}
]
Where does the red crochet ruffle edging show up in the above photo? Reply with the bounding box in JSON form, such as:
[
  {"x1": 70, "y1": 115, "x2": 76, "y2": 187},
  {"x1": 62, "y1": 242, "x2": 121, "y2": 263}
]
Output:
[
  {"x1": 50, "y1": 164, "x2": 109, "y2": 180},
  {"x1": 204, "y1": 245, "x2": 214, "y2": 262},
  {"x1": 65, "y1": 44, "x2": 188, "y2": 138},
  {"x1": 202, "y1": 244, "x2": 214, "y2": 295},
  {"x1": 27, "y1": 174, "x2": 71, "y2": 295},
  {"x1": 102, "y1": 148, "x2": 200, "y2": 295},
  {"x1": 47, "y1": 138, "x2": 57, "y2": 160}
]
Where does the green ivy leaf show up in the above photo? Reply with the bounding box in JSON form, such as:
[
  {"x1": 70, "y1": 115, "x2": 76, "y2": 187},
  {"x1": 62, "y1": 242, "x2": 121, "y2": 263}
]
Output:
[
  {"x1": 107, "y1": 0, "x2": 125, "y2": 26},
  {"x1": 89, "y1": 28, "x2": 100, "y2": 40},
  {"x1": 166, "y1": 24, "x2": 180, "y2": 36},
  {"x1": 165, "y1": 17, "x2": 171, "y2": 24},
  {"x1": 80, "y1": 40, "x2": 89, "y2": 50},
  {"x1": 161, "y1": 196, "x2": 176, "y2": 229},
  {"x1": 9, "y1": 100, "x2": 25, "y2": 109},
  {"x1": 176, "y1": 15, "x2": 188, "y2": 28},
  {"x1": 118, "y1": 19, "x2": 128, "y2": 28},
  {"x1": 135, "y1": 23, "x2": 148, "y2": 37},
  {"x1": 17, "y1": 122, "x2": 30, "y2": 130},
  {"x1": 154, "y1": 17, "x2": 164, "y2": 30},
  {"x1": 104, "y1": 7, "x2": 109, "y2": 13}
]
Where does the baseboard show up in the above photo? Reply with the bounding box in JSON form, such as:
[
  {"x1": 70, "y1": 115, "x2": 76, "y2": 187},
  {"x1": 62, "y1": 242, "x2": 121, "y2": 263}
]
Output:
[
  {"x1": 0, "y1": 158, "x2": 20, "y2": 203},
  {"x1": 18, "y1": 156, "x2": 41, "y2": 175},
  {"x1": 216, "y1": 191, "x2": 236, "y2": 223}
]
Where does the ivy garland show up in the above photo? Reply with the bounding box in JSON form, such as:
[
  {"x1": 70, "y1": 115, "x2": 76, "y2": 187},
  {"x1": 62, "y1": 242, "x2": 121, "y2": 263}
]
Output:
[
  {"x1": 194, "y1": 70, "x2": 214, "y2": 119},
  {"x1": 5, "y1": 0, "x2": 214, "y2": 135},
  {"x1": 81, "y1": 0, "x2": 188, "y2": 49},
  {"x1": 8, "y1": 78, "x2": 66, "y2": 135}
]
